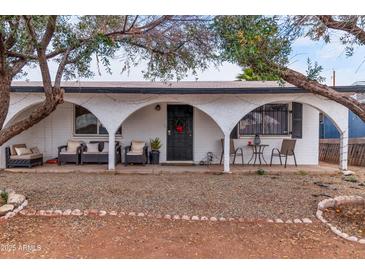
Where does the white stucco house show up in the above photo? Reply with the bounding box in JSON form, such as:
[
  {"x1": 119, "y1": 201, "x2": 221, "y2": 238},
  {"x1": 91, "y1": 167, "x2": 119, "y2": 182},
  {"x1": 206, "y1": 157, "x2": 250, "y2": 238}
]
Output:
[{"x1": 1, "y1": 81, "x2": 361, "y2": 172}]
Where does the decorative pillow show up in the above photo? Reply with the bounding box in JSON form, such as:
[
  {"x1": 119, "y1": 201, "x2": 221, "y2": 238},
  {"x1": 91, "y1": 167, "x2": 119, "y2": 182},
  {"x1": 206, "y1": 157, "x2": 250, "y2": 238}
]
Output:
[
  {"x1": 15, "y1": 147, "x2": 32, "y2": 156},
  {"x1": 87, "y1": 143, "x2": 100, "y2": 153},
  {"x1": 11, "y1": 144, "x2": 26, "y2": 156},
  {"x1": 30, "y1": 147, "x2": 41, "y2": 154},
  {"x1": 131, "y1": 141, "x2": 145, "y2": 154},
  {"x1": 67, "y1": 140, "x2": 81, "y2": 153},
  {"x1": 97, "y1": 142, "x2": 105, "y2": 152},
  {"x1": 102, "y1": 143, "x2": 109, "y2": 153}
]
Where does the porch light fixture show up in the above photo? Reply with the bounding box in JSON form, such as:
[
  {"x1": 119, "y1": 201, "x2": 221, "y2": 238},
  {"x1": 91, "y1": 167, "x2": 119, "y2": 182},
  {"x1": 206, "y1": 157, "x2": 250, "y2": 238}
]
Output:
[{"x1": 155, "y1": 104, "x2": 161, "y2": 111}]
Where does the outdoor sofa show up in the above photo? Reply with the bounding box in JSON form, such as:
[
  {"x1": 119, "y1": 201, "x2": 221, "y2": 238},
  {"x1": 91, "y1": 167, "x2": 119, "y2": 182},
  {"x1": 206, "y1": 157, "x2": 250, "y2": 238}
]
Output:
[
  {"x1": 5, "y1": 144, "x2": 43, "y2": 168},
  {"x1": 80, "y1": 141, "x2": 121, "y2": 165}
]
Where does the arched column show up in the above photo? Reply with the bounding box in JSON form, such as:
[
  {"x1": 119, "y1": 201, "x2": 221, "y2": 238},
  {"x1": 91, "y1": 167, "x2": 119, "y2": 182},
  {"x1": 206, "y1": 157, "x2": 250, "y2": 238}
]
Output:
[
  {"x1": 223, "y1": 131, "x2": 231, "y2": 173},
  {"x1": 108, "y1": 128, "x2": 116, "y2": 170}
]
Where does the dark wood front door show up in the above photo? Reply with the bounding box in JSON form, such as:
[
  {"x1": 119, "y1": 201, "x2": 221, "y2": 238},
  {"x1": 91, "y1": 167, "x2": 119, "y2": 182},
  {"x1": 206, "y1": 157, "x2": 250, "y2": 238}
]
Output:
[{"x1": 167, "y1": 105, "x2": 193, "y2": 161}]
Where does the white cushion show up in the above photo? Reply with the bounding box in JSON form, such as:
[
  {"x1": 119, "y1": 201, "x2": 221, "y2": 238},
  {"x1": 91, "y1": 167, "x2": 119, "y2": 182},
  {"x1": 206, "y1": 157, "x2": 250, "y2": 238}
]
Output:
[
  {"x1": 60, "y1": 151, "x2": 77, "y2": 155},
  {"x1": 131, "y1": 141, "x2": 145, "y2": 154},
  {"x1": 67, "y1": 140, "x2": 81, "y2": 153},
  {"x1": 102, "y1": 144, "x2": 109, "y2": 153},
  {"x1": 87, "y1": 143, "x2": 100, "y2": 153},
  {"x1": 11, "y1": 144, "x2": 26, "y2": 155},
  {"x1": 11, "y1": 153, "x2": 43, "y2": 160},
  {"x1": 15, "y1": 147, "x2": 32, "y2": 156},
  {"x1": 127, "y1": 151, "x2": 143, "y2": 156}
]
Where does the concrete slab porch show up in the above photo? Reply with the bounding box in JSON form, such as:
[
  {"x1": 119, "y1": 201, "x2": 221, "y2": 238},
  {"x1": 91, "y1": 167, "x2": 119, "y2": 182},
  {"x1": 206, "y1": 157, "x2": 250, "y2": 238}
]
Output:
[{"x1": 2, "y1": 162, "x2": 342, "y2": 175}]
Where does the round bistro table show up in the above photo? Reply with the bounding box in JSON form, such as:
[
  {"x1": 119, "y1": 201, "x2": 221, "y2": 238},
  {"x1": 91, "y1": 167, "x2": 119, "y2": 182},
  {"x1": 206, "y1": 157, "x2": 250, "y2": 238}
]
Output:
[{"x1": 247, "y1": 144, "x2": 269, "y2": 166}]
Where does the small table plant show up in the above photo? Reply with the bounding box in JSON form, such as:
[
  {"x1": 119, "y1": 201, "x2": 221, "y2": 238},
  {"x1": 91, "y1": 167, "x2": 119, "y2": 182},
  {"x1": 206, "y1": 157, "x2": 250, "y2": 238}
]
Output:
[{"x1": 150, "y1": 137, "x2": 162, "y2": 164}]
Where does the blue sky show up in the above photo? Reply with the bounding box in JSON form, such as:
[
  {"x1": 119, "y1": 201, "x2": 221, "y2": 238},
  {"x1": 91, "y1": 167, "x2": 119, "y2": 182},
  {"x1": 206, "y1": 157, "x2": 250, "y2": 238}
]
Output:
[{"x1": 23, "y1": 34, "x2": 365, "y2": 86}]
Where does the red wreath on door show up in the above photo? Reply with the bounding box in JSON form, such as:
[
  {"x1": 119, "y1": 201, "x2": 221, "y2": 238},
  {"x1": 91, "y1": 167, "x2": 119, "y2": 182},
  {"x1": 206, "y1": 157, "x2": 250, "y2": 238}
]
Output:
[{"x1": 175, "y1": 119, "x2": 184, "y2": 133}]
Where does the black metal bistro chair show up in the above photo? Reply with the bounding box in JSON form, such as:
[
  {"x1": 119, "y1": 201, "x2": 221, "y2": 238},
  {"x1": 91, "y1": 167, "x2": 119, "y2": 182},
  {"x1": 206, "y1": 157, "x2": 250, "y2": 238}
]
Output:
[
  {"x1": 270, "y1": 139, "x2": 297, "y2": 168},
  {"x1": 219, "y1": 138, "x2": 244, "y2": 165}
]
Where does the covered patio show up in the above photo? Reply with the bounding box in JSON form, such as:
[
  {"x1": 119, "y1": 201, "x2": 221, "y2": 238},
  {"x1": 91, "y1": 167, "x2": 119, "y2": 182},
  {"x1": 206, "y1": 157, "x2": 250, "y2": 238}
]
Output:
[{"x1": 1, "y1": 81, "x2": 355, "y2": 173}]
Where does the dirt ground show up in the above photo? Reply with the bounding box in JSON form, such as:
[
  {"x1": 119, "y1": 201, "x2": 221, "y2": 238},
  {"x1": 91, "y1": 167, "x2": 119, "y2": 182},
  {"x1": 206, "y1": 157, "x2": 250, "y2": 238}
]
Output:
[{"x1": 0, "y1": 215, "x2": 364, "y2": 259}]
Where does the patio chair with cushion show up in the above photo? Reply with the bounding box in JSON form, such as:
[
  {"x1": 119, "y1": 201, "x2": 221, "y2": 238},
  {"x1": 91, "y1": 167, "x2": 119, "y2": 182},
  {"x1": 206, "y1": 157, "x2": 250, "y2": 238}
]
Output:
[
  {"x1": 5, "y1": 144, "x2": 43, "y2": 168},
  {"x1": 80, "y1": 141, "x2": 121, "y2": 165},
  {"x1": 219, "y1": 138, "x2": 244, "y2": 165},
  {"x1": 58, "y1": 140, "x2": 84, "y2": 165},
  {"x1": 270, "y1": 139, "x2": 297, "y2": 168},
  {"x1": 124, "y1": 140, "x2": 148, "y2": 166}
]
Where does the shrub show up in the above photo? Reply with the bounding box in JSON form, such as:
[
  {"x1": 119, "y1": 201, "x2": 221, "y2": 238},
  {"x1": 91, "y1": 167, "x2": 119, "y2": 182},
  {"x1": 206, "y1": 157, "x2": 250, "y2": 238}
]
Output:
[
  {"x1": 343, "y1": 175, "x2": 358, "y2": 183},
  {"x1": 0, "y1": 191, "x2": 8, "y2": 204},
  {"x1": 297, "y1": 170, "x2": 308, "y2": 176},
  {"x1": 256, "y1": 168, "x2": 266, "y2": 175}
]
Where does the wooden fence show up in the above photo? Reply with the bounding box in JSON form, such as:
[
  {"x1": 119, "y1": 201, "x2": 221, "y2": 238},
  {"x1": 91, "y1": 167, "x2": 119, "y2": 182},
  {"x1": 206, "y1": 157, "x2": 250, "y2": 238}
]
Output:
[{"x1": 319, "y1": 138, "x2": 365, "y2": 166}]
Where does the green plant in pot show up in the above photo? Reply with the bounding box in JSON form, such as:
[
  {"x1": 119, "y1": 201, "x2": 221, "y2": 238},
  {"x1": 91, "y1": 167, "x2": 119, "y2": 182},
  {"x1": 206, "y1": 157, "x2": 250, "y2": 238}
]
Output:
[{"x1": 150, "y1": 137, "x2": 162, "y2": 164}]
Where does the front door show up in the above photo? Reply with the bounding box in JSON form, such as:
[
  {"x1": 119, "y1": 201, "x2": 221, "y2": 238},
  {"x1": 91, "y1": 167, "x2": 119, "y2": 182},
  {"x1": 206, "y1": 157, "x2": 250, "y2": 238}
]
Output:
[{"x1": 167, "y1": 105, "x2": 193, "y2": 161}]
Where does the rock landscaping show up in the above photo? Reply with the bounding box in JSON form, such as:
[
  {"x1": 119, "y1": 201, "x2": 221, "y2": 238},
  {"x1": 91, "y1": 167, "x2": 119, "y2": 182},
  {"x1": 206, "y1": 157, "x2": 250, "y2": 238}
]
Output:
[
  {"x1": 17, "y1": 207, "x2": 314, "y2": 225},
  {"x1": 2, "y1": 172, "x2": 363, "y2": 220},
  {"x1": 316, "y1": 195, "x2": 365, "y2": 244},
  {"x1": 0, "y1": 188, "x2": 28, "y2": 221}
]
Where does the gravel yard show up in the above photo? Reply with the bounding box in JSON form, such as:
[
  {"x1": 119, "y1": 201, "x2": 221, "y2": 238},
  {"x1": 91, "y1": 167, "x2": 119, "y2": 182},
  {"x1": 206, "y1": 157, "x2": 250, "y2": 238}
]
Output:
[{"x1": 1, "y1": 170, "x2": 365, "y2": 219}]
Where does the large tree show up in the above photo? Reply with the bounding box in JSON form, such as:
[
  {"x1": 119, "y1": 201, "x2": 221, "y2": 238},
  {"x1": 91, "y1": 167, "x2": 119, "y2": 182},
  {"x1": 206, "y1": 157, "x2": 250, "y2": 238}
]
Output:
[
  {"x1": 214, "y1": 16, "x2": 365, "y2": 122},
  {"x1": 0, "y1": 15, "x2": 217, "y2": 145}
]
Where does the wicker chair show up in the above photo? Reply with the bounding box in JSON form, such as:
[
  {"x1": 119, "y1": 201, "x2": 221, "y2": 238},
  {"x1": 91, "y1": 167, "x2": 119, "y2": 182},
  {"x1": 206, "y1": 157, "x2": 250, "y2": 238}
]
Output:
[
  {"x1": 124, "y1": 141, "x2": 148, "y2": 166},
  {"x1": 219, "y1": 138, "x2": 244, "y2": 165},
  {"x1": 270, "y1": 139, "x2": 297, "y2": 168},
  {"x1": 58, "y1": 140, "x2": 84, "y2": 165}
]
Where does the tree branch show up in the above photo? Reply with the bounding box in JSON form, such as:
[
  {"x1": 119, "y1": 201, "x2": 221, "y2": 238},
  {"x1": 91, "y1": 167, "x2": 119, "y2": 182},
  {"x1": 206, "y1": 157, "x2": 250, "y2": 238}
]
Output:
[
  {"x1": 0, "y1": 32, "x2": 6, "y2": 75},
  {"x1": 41, "y1": 15, "x2": 57, "y2": 49},
  {"x1": 24, "y1": 15, "x2": 53, "y2": 94},
  {"x1": 317, "y1": 15, "x2": 365, "y2": 44},
  {"x1": 6, "y1": 51, "x2": 37, "y2": 60},
  {"x1": 125, "y1": 15, "x2": 139, "y2": 32},
  {"x1": 122, "y1": 15, "x2": 128, "y2": 32},
  {"x1": 5, "y1": 17, "x2": 20, "y2": 50},
  {"x1": 277, "y1": 65, "x2": 365, "y2": 122},
  {"x1": 54, "y1": 48, "x2": 71, "y2": 88}
]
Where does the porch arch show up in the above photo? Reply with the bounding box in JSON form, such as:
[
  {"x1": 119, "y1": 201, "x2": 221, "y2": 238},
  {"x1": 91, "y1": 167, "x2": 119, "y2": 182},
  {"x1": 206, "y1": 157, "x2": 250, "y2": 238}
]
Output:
[
  {"x1": 107, "y1": 100, "x2": 225, "y2": 170},
  {"x1": 224, "y1": 96, "x2": 348, "y2": 135},
  {"x1": 223, "y1": 95, "x2": 348, "y2": 170},
  {"x1": 114, "y1": 100, "x2": 225, "y2": 135},
  {"x1": 4, "y1": 97, "x2": 110, "y2": 131},
  {"x1": 1, "y1": 99, "x2": 113, "y2": 169}
]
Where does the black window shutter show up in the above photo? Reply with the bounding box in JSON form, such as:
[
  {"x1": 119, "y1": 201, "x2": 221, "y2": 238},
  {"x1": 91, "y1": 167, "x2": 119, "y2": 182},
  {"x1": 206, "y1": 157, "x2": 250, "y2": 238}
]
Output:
[{"x1": 292, "y1": 102, "x2": 303, "y2": 138}]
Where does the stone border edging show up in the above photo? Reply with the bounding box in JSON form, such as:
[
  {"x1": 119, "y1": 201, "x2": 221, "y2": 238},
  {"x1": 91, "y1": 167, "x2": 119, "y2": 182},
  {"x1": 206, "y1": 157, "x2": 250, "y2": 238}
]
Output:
[
  {"x1": 0, "y1": 199, "x2": 28, "y2": 222},
  {"x1": 316, "y1": 195, "x2": 365, "y2": 244},
  {"x1": 17, "y1": 208, "x2": 313, "y2": 225}
]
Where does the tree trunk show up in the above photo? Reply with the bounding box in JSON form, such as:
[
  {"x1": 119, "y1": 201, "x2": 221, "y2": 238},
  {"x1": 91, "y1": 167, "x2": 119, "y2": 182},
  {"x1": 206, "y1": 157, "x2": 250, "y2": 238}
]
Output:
[
  {"x1": 279, "y1": 67, "x2": 365, "y2": 122},
  {"x1": 0, "y1": 87, "x2": 63, "y2": 146},
  {"x1": 0, "y1": 75, "x2": 11, "y2": 130}
]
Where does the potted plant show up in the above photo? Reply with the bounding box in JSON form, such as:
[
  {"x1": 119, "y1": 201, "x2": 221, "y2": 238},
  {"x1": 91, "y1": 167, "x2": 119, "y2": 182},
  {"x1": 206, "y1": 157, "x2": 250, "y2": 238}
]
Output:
[{"x1": 149, "y1": 137, "x2": 162, "y2": 164}]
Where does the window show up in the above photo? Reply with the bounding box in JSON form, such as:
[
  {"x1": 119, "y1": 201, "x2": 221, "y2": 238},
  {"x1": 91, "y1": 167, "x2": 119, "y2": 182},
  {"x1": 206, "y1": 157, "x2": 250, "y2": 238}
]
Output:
[
  {"x1": 238, "y1": 104, "x2": 289, "y2": 136},
  {"x1": 74, "y1": 105, "x2": 122, "y2": 135}
]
